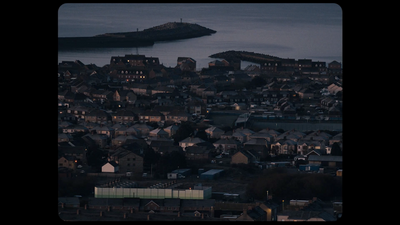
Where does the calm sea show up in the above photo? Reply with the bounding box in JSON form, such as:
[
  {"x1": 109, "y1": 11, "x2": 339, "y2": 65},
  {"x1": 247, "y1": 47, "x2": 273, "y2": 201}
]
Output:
[{"x1": 58, "y1": 3, "x2": 342, "y2": 69}]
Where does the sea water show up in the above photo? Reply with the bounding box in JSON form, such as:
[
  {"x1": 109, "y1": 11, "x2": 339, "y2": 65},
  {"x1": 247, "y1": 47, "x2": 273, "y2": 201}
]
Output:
[{"x1": 58, "y1": 3, "x2": 342, "y2": 69}]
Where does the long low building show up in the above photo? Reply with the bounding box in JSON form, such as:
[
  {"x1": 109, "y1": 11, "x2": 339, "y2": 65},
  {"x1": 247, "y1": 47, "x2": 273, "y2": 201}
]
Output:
[
  {"x1": 94, "y1": 182, "x2": 212, "y2": 200},
  {"x1": 200, "y1": 169, "x2": 224, "y2": 180}
]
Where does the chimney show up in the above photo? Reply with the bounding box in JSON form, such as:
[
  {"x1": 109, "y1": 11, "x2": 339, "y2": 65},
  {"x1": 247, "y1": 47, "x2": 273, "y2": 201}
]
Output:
[{"x1": 100, "y1": 211, "x2": 103, "y2": 217}]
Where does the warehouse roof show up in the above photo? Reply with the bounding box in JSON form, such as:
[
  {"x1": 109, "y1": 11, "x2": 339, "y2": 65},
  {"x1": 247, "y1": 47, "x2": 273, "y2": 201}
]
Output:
[{"x1": 201, "y1": 169, "x2": 224, "y2": 175}]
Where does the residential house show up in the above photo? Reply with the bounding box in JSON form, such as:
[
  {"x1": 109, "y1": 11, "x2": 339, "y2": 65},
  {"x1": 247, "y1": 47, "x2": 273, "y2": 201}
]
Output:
[
  {"x1": 260, "y1": 61, "x2": 281, "y2": 72},
  {"x1": 102, "y1": 161, "x2": 119, "y2": 173},
  {"x1": 112, "y1": 109, "x2": 136, "y2": 124},
  {"x1": 185, "y1": 145, "x2": 213, "y2": 161},
  {"x1": 229, "y1": 72, "x2": 252, "y2": 83},
  {"x1": 113, "y1": 90, "x2": 137, "y2": 104},
  {"x1": 111, "y1": 67, "x2": 149, "y2": 82},
  {"x1": 180, "y1": 199, "x2": 215, "y2": 216},
  {"x1": 82, "y1": 133, "x2": 108, "y2": 148},
  {"x1": 124, "y1": 83, "x2": 152, "y2": 96},
  {"x1": 213, "y1": 138, "x2": 239, "y2": 153},
  {"x1": 132, "y1": 123, "x2": 153, "y2": 136},
  {"x1": 327, "y1": 83, "x2": 342, "y2": 95},
  {"x1": 257, "y1": 201, "x2": 279, "y2": 221},
  {"x1": 258, "y1": 128, "x2": 281, "y2": 139},
  {"x1": 270, "y1": 139, "x2": 297, "y2": 155},
  {"x1": 328, "y1": 60, "x2": 342, "y2": 74},
  {"x1": 58, "y1": 144, "x2": 87, "y2": 164},
  {"x1": 108, "y1": 145, "x2": 143, "y2": 174},
  {"x1": 231, "y1": 149, "x2": 260, "y2": 165},
  {"x1": 276, "y1": 130, "x2": 305, "y2": 142},
  {"x1": 177, "y1": 57, "x2": 196, "y2": 71},
  {"x1": 329, "y1": 133, "x2": 342, "y2": 145},
  {"x1": 117, "y1": 126, "x2": 141, "y2": 137},
  {"x1": 278, "y1": 210, "x2": 336, "y2": 221},
  {"x1": 243, "y1": 138, "x2": 269, "y2": 158},
  {"x1": 58, "y1": 156, "x2": 77, "y2": 170},
  {"x1": 179, "y1": 137, "x2": 205, "y2": 151},
  {"x1": 111, "y1": 134, "x2": 138, "y2": 147},
  {"x1": 67, "y1": 105, "x2": 92, "y2": 120},
  {"x1": 297, "y1": 140, "x2": 326, "y2": 155},
  {"x1": 91, "y1": 90, "x2": 113, "y2": 102},
  {"x1": 303, "y1": 131, "x2": 332, "y2": 145},
  {"x1": 90, "y1": 124, "x2": 115, "y2": 139},
  {"x1": 297, "y1": 88, "x2": 314, "y2": 99},
  {"x1": 58, "y1": 133, "x2": 73, "y2": 143},
  {"x1": 205, "y1": 126, "x2": 225, "y2": 139},
  {"x1": 186, "y1": 98, "x2": 207, "y2": 115},
  {"x1": 149, "y1": 128, "x2": 169, "y2": 138},
  {"x1": 248, "y1": 132, "x2": 274, "y2": 143},
  {"x1": 202, "y1": 86, "x2": 217, "y2": 99},
  {"x1": 164, "y1": 124, "x2": 179, "y2": 137},
  {"x1": 165, "y1": 110, "x2": 191, "y2": 123},
  {"x1": 235, "y1": 206, "x2": 267, "y2": 221},
  {"x1": 140, "y1": 199, "x2": 181, "y2": 213},
  {"x1": 139, "y1": 110, "x2": 165, "y2": 123},
  {"x1": 85, "y1": 109, "x2": 111, "y2": 123},
  {"x1": 231, "y1": 130, "x2": 247, "y2": 143},
  {"x1": 321, "y1": 97, "x2": 336, "y2": 110},
  {"x1": 233, "y1": 128, "x2": 255, "y2": 143}
]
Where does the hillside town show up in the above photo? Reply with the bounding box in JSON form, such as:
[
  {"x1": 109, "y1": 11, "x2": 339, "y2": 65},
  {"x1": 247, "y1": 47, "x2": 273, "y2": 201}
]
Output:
[{"x1": 58, "y1": 53, "x2": 342, "y2": 221}]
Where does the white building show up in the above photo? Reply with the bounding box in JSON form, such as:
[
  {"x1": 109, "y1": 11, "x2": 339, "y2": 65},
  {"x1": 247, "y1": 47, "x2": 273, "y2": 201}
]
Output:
[{"x1": 102, "y1": 161, "x2": 119, "y2": 173}]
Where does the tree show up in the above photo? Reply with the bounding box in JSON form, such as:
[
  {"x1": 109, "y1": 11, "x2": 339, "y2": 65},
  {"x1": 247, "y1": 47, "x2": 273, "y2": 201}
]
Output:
[
  {"x1": 250, "y1": 76, "x2": 267, "y2": 88},
  {"x1": 173, "y1": 122, "x2": 194, "y2": 144},
  {"x1": 331, "y1": 142, "x2": 342, "y2": 156}
]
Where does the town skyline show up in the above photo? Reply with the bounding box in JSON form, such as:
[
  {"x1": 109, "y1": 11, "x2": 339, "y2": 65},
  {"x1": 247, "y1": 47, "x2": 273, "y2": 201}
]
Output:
[{"x1": 58, "y1": 3, "x2": 342, "y2": 221}]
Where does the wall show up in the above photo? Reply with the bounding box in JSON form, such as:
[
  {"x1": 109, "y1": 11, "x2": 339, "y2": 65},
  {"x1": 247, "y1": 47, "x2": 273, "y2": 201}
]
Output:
[{"x1": 94, "y1": 186, "x2": 212, "y2": 200}]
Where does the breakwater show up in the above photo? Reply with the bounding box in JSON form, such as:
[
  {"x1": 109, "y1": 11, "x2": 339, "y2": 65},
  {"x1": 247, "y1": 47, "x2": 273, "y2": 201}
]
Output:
[
  {"x1": 209, "y1": 50, "x2": 282, "y2": 64},
  {"x1": 58, "y1": 22, "x2": 216, "y2": 49}
]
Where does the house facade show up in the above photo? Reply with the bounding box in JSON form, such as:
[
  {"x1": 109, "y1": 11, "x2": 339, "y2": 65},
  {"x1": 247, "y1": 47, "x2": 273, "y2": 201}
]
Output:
[{"x1": 108, "y1": 148, "x2": 143, "y2": 174}]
